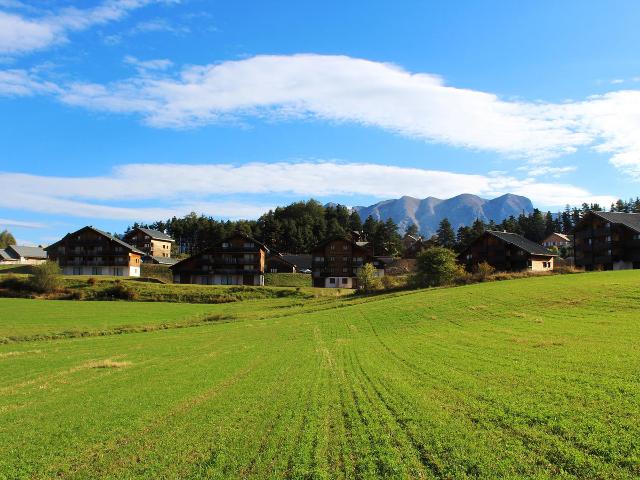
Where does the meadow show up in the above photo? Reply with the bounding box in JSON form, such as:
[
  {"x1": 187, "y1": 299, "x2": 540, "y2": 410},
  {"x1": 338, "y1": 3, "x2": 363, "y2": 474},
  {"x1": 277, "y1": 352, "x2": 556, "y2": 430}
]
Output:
[{"x1": 1, "y1": 271, "x2": 639, "y2": 478}]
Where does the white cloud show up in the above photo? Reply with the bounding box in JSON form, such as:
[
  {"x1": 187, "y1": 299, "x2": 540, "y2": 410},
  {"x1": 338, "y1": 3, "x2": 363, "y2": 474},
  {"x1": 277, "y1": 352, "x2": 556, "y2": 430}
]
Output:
[
  {"x1": 0, "y1": 218, "x2": 46, "y2": 228},
  {"x1": 520, "y1": 165, "x2": 577, "y2": 177},
  {"x1": 32, "y1": 54, "x2": 640, "y2": 178},
  {"x1": 0, "y1": 0, "x2": 165, "y2": 55},
  {"x1": 4, "y1": 54, "x2": 640, "y2": 179},
  {"x1": 0, "y1": 162, "x2": 615, "y2": 223},
  {"x1": 124, "y1": 55, "x2": 173, "y2": 72}
]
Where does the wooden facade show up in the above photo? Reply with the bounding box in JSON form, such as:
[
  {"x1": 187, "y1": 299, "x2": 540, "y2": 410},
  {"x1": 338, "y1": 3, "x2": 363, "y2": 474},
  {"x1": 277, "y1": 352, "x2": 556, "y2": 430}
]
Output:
[
  {"x1": 124, "y1": 227, "x2": 174, "y2": 258},
  {"x1": 170, "y1": 233, "x2": 268, "y2": 286},
  {"x1": 266, "y1": 253, "x2": 297, "y2": 273},
  {"x1": 573, "y1": 211, "x2": 640, "y2": 271},
  {"x1": 45, "y1": 226, "x2": 143, "y2": 277},
  {"x1": 311, "y1": 237, "x2": 384, "y2": 288},
  {"x1": 542, "y1": 233, "x2": 571, "y2": 249},
  {"x1": 459, "y1": 231, "x2": 556, "y2": 272}
]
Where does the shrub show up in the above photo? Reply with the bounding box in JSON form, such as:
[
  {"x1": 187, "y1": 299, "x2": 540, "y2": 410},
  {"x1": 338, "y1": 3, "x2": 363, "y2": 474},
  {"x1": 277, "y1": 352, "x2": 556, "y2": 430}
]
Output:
[
  {"x1": 357, "y1": 263, "x2": 381, "y2": 293},
  {"x1": 0, "y1": 273, "x2": 28, "y2": 291},
  {"x1": 30, "y1": 262, "x2": 62, "y2": 293},
  {"x1": 86, "y1": 277, "x2": 97, "y2": 286},
  {"x1": 380, "y1": 275, "x2": 408, "y2": 291},
  {"x1": 474, "y1": 262, "x2": 496, "y2": 281},
  {"x1": 101, "y1": 281, "x2": 139, "y2": 301},
  {"x1": 413, "y1": 247, "x2": 460, "y2": 288}
]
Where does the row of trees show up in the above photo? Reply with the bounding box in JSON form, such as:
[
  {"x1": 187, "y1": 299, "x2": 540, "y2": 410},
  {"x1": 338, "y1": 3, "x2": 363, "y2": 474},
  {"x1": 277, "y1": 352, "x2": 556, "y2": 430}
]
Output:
[{"x1": 125, "y1": 200, "x2": 402, "y2": 256}]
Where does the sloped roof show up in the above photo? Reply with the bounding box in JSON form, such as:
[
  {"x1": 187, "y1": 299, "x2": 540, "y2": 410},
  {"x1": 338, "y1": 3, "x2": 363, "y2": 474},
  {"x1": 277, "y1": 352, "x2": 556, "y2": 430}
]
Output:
[
  {"x1": 145, "y1": 255, "x2": 179, "y2": 265},
  {"x1": 0, "y1": 249, "x2": 18, "y2": 261},
  {"x1": 134, "y1": 228, "x2": 175, "y2": 242},
  {"x1": 170, "y1": 232, "x2": 269, "y2": 270},
  {"x1": 487, "y1": 231, "x2": 557, "y2": 256},
  {"x1": 282, "y1": 254, "x2": 312, "y2": 270},
  {"x1": 592, "y1": 211, "x2": 640, "y2": 233},
  {"x1": 7, "y1": 245, "x2": 47, "y2": 259},
  {"x1": 45, "y1": 226, "x2": 145, "y2": 255},
  {"x1": 544, "y1": 232, "x2": 571, "y2": 242}
]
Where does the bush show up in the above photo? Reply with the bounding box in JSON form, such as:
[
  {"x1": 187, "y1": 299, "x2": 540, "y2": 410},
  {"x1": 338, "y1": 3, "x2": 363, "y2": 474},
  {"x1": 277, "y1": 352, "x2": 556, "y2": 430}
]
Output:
[
  {"x1": 357, "y1": 263, "x2": 381, "y2": 293},
  {"x1": 380, "y1": 275, "x2": 408, "y2": 290},
  {"x1": 101, "y1": 281, "x2": 139, "y2": 301},
  {"x1": 413, "y1": 247, "x2": 460, "y2": 288},
  {"x1": 474, "y1": 262, "x2": 496, "y2": 281},
  {"x1": 30, "y1": 262, "x2": 62, "y2": 293},
  {"x1": 87, "y1": 277, "x2": 97, "y2": 286}
]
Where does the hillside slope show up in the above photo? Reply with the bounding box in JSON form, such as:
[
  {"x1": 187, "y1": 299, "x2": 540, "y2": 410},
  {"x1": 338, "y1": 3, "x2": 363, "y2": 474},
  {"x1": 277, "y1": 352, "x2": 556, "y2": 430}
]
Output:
[{"x1": 1, "y1": 271, "x2": 639, "y2": 478}]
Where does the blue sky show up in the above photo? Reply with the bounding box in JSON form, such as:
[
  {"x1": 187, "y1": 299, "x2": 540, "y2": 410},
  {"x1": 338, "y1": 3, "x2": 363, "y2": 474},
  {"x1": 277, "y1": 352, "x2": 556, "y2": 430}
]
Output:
[{"x1": 2, "y1": 0, "x2": 640, "y2": 245}]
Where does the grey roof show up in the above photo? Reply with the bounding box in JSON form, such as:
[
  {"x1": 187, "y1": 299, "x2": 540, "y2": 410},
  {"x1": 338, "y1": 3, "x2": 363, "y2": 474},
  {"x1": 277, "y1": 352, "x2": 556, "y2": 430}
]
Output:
[
  {"x1": 281, "y1": 254, "x2": 312, "y2": 270},
  {"x1": 6, "y1": 245, "x2": 47, "y2": 259},
  {"x1": 592, "y1": 211, "x2": 640, "y2": 233},
  {"x1": 135, "y1": 228, "x2": 175, "y2": 242},
  {"x1": 0, "y1": 249, "x2": 18, "y2": 261},
  {"x1": 487, "y1": 231, "x2": 557, "y2": 256},
  {"x1": 147, "y1": 255, "x2": 179, "y2": 265}
]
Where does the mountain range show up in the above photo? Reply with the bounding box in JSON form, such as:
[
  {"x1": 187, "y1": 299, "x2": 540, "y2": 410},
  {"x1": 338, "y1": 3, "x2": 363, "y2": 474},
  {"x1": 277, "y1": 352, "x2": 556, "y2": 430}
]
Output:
[{"x1": 352, "y1": 194, "x2": 534, "y2": 237}]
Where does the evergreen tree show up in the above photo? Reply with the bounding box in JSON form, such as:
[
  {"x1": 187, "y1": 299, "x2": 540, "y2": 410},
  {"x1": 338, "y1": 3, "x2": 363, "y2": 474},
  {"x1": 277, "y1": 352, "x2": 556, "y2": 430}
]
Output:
[
  {"x1": 436, "y1": 218, "x2": 456, "y2": 249},
  {"x1": 405, "y1": 223, "x2": 419, "y2": 236},
  {"x1": 0, "y1": 230, "x2": 16, "y2": 249}
]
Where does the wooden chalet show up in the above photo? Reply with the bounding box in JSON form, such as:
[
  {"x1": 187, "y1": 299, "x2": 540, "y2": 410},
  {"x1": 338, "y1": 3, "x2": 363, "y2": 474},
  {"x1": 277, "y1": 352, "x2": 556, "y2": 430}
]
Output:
[
  {"x1": 542, "y1": 233, "x2": 571, "y2": 249},
  {"x1": 459, "y1": 230, "x2": 557, "y2": 272},
  {"x1": 170, "y1": 232, "x2": 268, "y2": 286},
  {"x1": 573, "y1": 211, "x2": 640, "y2": 271},
  {"x1": 124, "y1": 227, "x2": 175, "y2": 259},
  {"x1": 311, "y1": 236, "x2": 385, "y2": 288},
  {"x1": 45, "y1": 226, "x2": 143, "y2": 277}
]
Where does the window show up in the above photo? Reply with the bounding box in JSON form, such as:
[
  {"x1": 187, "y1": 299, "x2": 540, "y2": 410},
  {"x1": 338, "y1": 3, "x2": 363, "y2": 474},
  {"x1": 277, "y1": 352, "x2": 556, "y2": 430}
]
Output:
[
  {"x1": 114, "y1": 268, "x2": 123, "y2": 277},
  {"x1": 342, "y1": 267, "x2": 348, "y2": 273},
  {"x1": 607, "y1": 249, "x2": 612, "y2": 256},
  {"x1": 243, "y1": 265, "x2": 253, "y2": 271},
  {"x1": 587, "y1": 238, "x2": 593, "y2": 246},
  {"x1": 634, "y1": 234, "x2": 640, "y2": 240},
  {"x1": 342, "y1": 278, "x2": 348, "y2": 284},
  {"x1": 330, "y1": 244, "x2": 335, "y2": 251},
  {"x1": 466, "y1": 254, "x2": 472, "y2": 260},
  {"x1": 606, "y1": 235, "x2": 612, "y2": 242},
  {"x1": 222, "y1": 242, "x2": 230, "y2": 248},
  {"x1": 73, "y1": 267, "x2": 82, "y2": 275},
  {"x1": 329, "y1": 256, "x2": 335, "y2": 262},
  {"x1": 270, "y1": 268, "x2": 278, "y2": 273},
  {"x1": 244, "y1": 242, "x2": 254, "y2": 248},
  {"x1": 92, "y1": 267, "x2": 103, "y2": 275},
  {"x1": 343, "y1": 245, "x2": 348, "y2": 250},
  {"x1": 329, "y1": 278, "x2": 336, "y2": 284}
]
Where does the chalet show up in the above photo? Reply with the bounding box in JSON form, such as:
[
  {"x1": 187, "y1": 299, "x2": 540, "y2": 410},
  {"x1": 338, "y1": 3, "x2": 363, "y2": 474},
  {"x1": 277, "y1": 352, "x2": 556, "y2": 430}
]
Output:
[
  {"x1": 170, "y1": 232, "x2": 268, "y2": 286},
  {"x1": 459, "y1": 230, "x2": 557, "y2": 272},
  {"x1": 542, "y1": 233, "x2": 572, "y2": 249},
  {"x1": 266, "y1": 252, "x2": 297, "y2": 273},
  {"x1": 311, "y1": 236, "x2": 385, "y2": 288},
  {"x1": 573, "y1": 211, "x2": 640, "y2": 271},
  {"x1": 0, "y1": 245, "x2": 47, "y2": 265},
  {"x1": 45, "y1": 226, "x2": 143, "y2": 277},
  {"x1": 124, "y1": 227, "x2": 175, "y2": 259},
  {"x1": 402, "y1": 234, "x2": 436, "y2": 259}
]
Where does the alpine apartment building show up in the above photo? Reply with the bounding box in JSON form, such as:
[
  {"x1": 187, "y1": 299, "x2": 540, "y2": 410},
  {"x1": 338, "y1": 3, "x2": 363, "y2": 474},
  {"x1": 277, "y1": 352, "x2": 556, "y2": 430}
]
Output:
[
  {"x1": 45, "y1": 226, "x2": 143, "y2": 277},
  {"x1": 170, "y1": 232, "x2": 268, "y2": 286},
  {"x1": 573, "y1": 211, "x2": 640, "y2": 271}
]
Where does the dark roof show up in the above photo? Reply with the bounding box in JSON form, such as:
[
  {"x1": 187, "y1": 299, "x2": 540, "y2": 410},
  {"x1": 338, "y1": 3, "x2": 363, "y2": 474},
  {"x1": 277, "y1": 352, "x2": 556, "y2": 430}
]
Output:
[
  {"x1": 281, "y1": 254, "x2": 312, "y2": 270},
  {"x1": 0, "y1": 249, "x2": 17, "y2": 261},
  {"x1": 45, "y1": 226, "x2": 145, "y2": 256},
  {"x1": 145, "y1": 255, "x2": 180, "y2": 265},
  {"x1": 133, "y1": 227, "x2": 175, "y2": 242},
  {"x1": 591, "y1": 211, "x2": 640, "y2": 234},
  {"x1": 7, "y1": 245, "x2": 47, "y2": 259},
  {"x1": 487, "y1": 231, "x2": 557, "y2": 256}
]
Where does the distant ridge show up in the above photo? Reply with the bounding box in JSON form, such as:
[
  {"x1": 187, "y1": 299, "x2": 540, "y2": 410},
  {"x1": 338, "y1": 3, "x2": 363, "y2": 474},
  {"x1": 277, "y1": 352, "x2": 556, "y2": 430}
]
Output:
[{"x1": 353, "y1": 193, "x2": 534, "y2": 236}]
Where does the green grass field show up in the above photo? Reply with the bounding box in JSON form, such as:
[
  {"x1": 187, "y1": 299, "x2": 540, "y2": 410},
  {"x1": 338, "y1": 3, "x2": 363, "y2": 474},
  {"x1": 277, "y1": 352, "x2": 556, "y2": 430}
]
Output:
[{"x1": 1, "y1": 271, "x2": 639, "y2": 478}]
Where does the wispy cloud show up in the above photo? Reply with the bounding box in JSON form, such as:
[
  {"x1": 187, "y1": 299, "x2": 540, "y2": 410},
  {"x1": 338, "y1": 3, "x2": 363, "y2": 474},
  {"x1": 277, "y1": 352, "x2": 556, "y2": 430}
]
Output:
[
  {"x1": 0, "y1": 218, "x2": 46, "y2": 229},
  {"x1": 520, "y1": 165, "x2": 577, "y2": 178},
  {"x1": 3, "y1": 54, "x2": 639, "y2": 178},
  {"x1": 0, "y1": 0, "x2": 168, "y2": 55},
  {"x1": 3, "y1": 54, "x2": 640, "y2": 179},
  {"x1": 0, "y1": 161, "x2": 615, "y2": 223}
]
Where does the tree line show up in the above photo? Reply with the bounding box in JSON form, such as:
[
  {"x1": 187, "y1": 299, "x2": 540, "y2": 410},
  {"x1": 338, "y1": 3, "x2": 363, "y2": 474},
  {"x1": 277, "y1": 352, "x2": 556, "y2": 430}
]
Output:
[
  {"x1": 125, "y1": 200, "x2": 402, "y2": 256},
  {"x1": 122, "y1": 196, "x2": 640, "y2": 257}
]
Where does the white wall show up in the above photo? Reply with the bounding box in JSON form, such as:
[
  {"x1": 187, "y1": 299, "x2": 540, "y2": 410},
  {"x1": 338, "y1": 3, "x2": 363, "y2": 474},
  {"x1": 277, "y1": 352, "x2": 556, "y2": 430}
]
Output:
[
  {"x1": 62, "y1": 265, "x2": 139, "y2": 277},
  {"x1": 324, "y1": 277, "x2": 354, "y2": 288}
]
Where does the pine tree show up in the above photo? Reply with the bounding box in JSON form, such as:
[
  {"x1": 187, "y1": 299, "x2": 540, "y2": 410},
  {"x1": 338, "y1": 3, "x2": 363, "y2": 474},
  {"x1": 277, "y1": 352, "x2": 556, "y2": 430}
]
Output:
[{"x1": 436, "y1": 218, "x2": 456, "y2": 249}]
